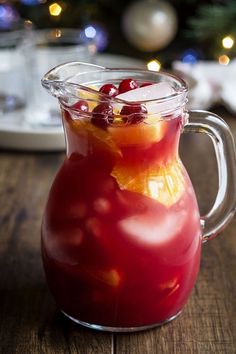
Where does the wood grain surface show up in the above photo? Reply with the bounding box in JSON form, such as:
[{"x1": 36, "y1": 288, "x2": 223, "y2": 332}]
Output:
[{"x1": 0, "y1": 107, "x2": 236, "y2": 354}]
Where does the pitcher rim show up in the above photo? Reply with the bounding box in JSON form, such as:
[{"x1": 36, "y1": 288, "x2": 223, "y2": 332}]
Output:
[{"x1": 42, "y1": 61, "x2": 188, "y2": 105}]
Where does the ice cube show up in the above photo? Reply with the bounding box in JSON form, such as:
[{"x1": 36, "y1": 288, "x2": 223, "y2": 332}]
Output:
[
  {"x1": 116, "y1": 82, "x2": 183, "y2": 115},
  {"x1": 93, "y1": 198, "x2": 111, "y2": 214},
  {"x1": 46, "y1": 228, "x2": 84, "y2": 265},
  {"x1": 119, "y1": 210, "x2": 186, "y2": 246},
  {"x1": 85, "y1": 217, "x2": 102, "y2": 238},
  {"x1": 116, "y1": 82, "x2": 174, "y2": 102}
]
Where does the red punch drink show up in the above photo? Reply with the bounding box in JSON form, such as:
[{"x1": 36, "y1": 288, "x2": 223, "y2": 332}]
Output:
[{"x1": 41, "y1": 72, "x2": 202, "y2": 331}]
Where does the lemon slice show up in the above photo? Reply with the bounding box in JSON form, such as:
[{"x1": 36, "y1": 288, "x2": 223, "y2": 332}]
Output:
[{"x1": 112, "y1": 160, "x2": 185, "y2": 207}]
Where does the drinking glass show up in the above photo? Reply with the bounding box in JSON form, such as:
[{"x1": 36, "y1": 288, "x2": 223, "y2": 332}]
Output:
[
  {"x1": 0, "y1": 28, "x2": 31, "y2": 118},
  {"x1": 25, "y1": 29, "x2": 96, "y2": 126}
]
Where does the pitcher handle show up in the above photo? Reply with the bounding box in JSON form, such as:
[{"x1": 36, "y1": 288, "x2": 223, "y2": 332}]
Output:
[{"x1": 184, "y1": 110, "x2": 236, "y2": 242}]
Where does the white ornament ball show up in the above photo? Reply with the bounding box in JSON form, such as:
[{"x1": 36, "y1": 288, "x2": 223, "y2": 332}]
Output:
[{"x1": 122, "y1": 0, "x2": 178, "y2": 52}]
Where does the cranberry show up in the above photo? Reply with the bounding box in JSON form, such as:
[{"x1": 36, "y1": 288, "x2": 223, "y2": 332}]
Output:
[
  {"x1": 118, "y1": 78, "x2": 139, "y2": 94},
  {"x1": 92, "y1": 103, "x2": 114, "y2": 128},
  {"x1": 140, "y1": 82, "x2": 153, "y2": 88},
  {"x1": 99, "y1": 84, "x2": 119, "y2": 97},
  {"x1": 72, "y1": 100, "x2": 89, "y2": 112},
  {"x1": 120, "y1": 104, "x2": 147, "y2": 124},
  {"x1": 63, "y1": 110, "x2": 71, "y2": 122}
]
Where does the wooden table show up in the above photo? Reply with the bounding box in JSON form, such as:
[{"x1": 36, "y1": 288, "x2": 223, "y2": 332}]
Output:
[{"x1": 1, "y1": 107, "x2": 236, "y2": 354}]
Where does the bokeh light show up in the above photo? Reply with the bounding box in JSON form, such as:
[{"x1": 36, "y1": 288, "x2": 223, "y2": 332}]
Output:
[
  {"x1": 81, "y1": 24, "x2": 108, "y2": 51},
  {"x1": 147, "y1": 59, "x2": 161, "y2": 72},
  {"x1": 21, "y1": 0, "x2": 42, "y2": 5},
  {"x1": 222, "y1": 36, "x2": 234, "y2": 49},
  {"x1": 49, "y1": 2, "x2": 62, "y2": 16},
  {"x1": 181, "y1": 49, "x2": 198, "y2": 64},
  {"x1": 0, "y1": 4, "x2": 19, "y2": 29},
  {"x1": 218, "y1": 54, "x2": 230, "y2": 65},
  {"x1": 84, "y1": 26, "x2": 96, "y2": 39}
]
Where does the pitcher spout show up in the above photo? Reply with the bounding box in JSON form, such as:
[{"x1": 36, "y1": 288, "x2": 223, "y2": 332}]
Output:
[{"x1": 41, "y1": 61, "x2": 106, "y2": 100}]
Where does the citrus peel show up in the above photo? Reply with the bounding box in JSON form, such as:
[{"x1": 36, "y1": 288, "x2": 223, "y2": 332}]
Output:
[
  {"x1": 70, "y1": 120, "x2": 121, "y2": 158},
  {"x1": 108, "y1": 120, "x2": 167, "y2": 146},
  {"x1": 112, "y1": 160, "x2": 185, "y2": 207}
]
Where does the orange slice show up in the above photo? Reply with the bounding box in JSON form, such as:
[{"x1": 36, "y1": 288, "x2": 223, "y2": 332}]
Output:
[
  {"x1": 77, "y1": 85, "x2": 99, "y2": 111},
  {"x1": 112, "y1": 159, "x2": 185, "y2": 207},
  {"x1": 86, "y1": 268, "x2": 121, "y2": 287},
  {"x1": 108, "y1": 120, "x2": 167, "y2": 147},
  {"x1": 70, "y1": 120, "x2": 121, "y2": 158}
]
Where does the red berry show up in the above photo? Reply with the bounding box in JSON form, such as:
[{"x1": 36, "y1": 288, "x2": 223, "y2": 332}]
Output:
[
  {"x1": 118, "y1": 78, "x2": 139, "y2": 94},
  {"x1": 120, "y1": 104, "x2": 147, "y2": 124},
  {"x1": 72, "y1": 100, "x2": 89, "y2": 112},
  {"x1": 99, "y1": 84, "x2": 119, "y2": 97},
  {"x1": 92, "y1": 103, "x2": 114, "y2": 128},
  {"x1": 140, "y1": 82, "x2": 153, "y2": 88}
]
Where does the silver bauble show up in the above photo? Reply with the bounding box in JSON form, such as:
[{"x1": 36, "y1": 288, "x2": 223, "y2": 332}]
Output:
[{"x1": 122, "y1": 0, "x2": 178, "y2": 52}]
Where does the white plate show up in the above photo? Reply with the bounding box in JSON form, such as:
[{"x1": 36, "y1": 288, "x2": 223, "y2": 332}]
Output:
[
  {"x1": 0, "y1": 116, "x2": 64, "y2": 151},
  {"x1": 0, "y1": 54, "x2": 145, "y2": 151}
]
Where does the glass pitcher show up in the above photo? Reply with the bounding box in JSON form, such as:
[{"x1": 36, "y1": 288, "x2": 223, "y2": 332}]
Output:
[{"x1": 41, "y1": 62, "x2": 236, "y2": 332}]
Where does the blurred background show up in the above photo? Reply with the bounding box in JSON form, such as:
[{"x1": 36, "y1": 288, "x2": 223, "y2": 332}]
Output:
[{"x1": 2, "y1": 0, "x2": 236, "y2": 65}]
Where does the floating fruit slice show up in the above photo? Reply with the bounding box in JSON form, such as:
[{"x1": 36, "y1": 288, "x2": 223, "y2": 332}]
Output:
[
  {"x1": 77, "y1": 85, "x2": 99, "y2": 111},
  {"x1": 70, "y1": 119, "x2": 121, "y2": 158},
  {"x1": 108, "y1": 120, "x2": 167, "y2": 146},
  {"x1": 112, "y1": 160, "x2": 185, "y2": 207},
  {"x1": 86, "y1": 268, "x2": 121, "y2": 287}
]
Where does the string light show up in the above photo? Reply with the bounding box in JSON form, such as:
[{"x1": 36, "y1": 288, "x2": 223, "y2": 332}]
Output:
[
  {"x1": 222, "y1": 36, "x2": 234, "y2": 49},
  {"x1": 49, "y1": 2, "x2": 62, "y2": 16},
  {"x1": 147, "y1": 59, "x2": 161, "y2": 72},
  {"x1": 218, "y1": 54, "x2": 230, "y2": 65}
]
